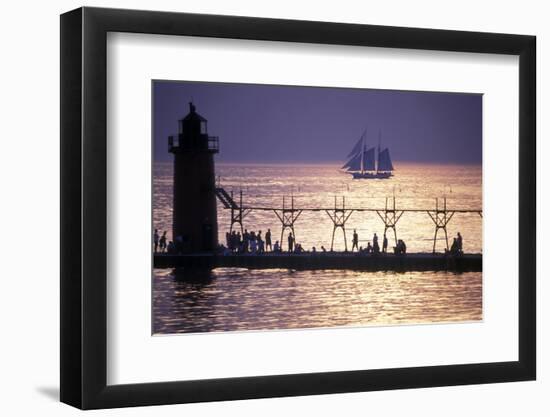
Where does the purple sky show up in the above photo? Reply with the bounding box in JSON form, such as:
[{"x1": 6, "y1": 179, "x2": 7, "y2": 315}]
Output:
[{"x1": 153, "y1": 81, "x2": 482, "y2": 164}]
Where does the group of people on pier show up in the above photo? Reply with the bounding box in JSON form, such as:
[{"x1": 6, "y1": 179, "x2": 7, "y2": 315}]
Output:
[
  {"x1": 223, "y1": 229, "x2": 311, "y2": 254},
  {"x1": 350, "y1": 230, "x2": 406, "y2": 255},
  {"x1": 448, "y1": 232, "x2": 463, "y2": 255},
  {"x1": 154, "y1": 226, "x2": 464, "y2": 256},
  {"x1": 221, "y1": 227, "x2": 408, "y2": 255},
  {"x1": 226, "y1": 229, "x2": 273, "y2": 254},
  {"x1": 153, "y1": 229, "x2": 167, "y2": 253},
  {"x1": 153, "y1": 229, "x2": 185, "y2": 254}
]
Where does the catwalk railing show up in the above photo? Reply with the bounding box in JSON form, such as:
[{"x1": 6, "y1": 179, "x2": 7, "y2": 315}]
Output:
[{"x1": 215, "y1": 188, "x2": 482, "y2": 253}]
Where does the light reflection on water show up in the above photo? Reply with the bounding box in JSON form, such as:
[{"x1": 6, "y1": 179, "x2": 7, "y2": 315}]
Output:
[
  {"x1": 153, "y1": 268, "x2": 482, "y2": 334},
  {"x1": 153, "y1": 162, "x2": 482, "y2": 334}
]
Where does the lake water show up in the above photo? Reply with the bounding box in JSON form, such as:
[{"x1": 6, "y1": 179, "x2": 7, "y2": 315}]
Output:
[{"x1": 153, "y1": 162, "x2": 482, "y2": 334}]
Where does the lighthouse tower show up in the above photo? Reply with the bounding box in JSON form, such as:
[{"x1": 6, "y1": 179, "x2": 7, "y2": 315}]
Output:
[{"x1": 169, "y1": 103, "x2": 219, "y2": 253}]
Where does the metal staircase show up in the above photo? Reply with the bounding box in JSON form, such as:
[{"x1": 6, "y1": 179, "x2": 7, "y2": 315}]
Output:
[{"x1": 215, "y1": 187, "x2": 238, "y2": 210}]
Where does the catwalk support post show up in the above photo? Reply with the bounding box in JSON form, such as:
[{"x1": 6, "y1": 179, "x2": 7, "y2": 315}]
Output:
[{"x1": 325, "y1": 196, "x2": 354, "y2": 251}]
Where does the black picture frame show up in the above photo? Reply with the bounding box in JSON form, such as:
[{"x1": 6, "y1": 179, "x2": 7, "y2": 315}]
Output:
[{"x1": 60, "y1": 6, "x2": 536, "y2": 410}]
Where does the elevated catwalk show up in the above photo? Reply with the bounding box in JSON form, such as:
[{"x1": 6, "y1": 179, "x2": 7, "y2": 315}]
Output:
[
  {"x1": 215, "y1": 189, "x2": 482, "y2": 253},
  {"x1": 154, "y1": 252, "x2": 482, "y2": 272}
]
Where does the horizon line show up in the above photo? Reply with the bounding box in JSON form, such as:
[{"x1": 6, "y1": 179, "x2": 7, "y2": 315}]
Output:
[{"x1": 153, "y1": 159, "x2": 483, "y2": 166}]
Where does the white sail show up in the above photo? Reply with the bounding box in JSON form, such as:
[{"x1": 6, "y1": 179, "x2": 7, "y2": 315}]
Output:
[
  {"x1": 345, "y1": 152, "x2": 363, "y2": 171},
  {"x1": 346, "y1": 135, "x2": 364, "y2": 158},
  {"x1": 378, "y1": 148, "x2": 394, "y2": 171}
]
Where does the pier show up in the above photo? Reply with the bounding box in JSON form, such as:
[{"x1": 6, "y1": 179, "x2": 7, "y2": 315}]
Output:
[
  {"x1": 154, "y1": 252, "x2": 482, "y2": 272},
  {"x1": 156, "y1": 190, "x2": 483, "y2": 274}
]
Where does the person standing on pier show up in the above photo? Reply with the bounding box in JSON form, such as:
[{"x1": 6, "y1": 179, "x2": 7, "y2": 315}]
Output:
[
  {"x1": 153, "y1": 229, "x2": 159, "y2": 253},
  {"x1": 167, "y1": 240, "x2": 175, "y2": 254},
  {"x1": 250, "y1": 231, "x2": 257, "y2": 253},
  {"x1": 372, "y1": 233, "x2": 379, "y2": 254},
  {"x1": 450, "y1": 238, "x2": 459, "y2": 255},
  {"x1": 257, "y1": 230, "x2": 264, "y2": 253},
  {"x1": 352, "y1": 229, "x2": 359, "y2": 252},
  {"x1": 383, "y1": 234, "x2": 388, "y2": 253},
  {"x1": 257, "y1": 230, "x2": 265, "y2": 253},
  {"x1": 457, "y1": 232, "x2": 463, "y2": 253},
  {"x1": 243, "y1": 229, "x2": 249, "y2": 253},
  {"x1": 265, "y1": 229, "x2": 272, "y2": 252},
  {"x1": 159, "y1": 231, "x2": 167, "y2": 253},
  {"x1": 288, "y1": 232, "x2": 294, "y2": 253}
]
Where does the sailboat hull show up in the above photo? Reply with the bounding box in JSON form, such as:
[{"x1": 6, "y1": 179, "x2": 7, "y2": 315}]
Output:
[{"x1": 351, "y1": 171, "x2": 393, "y2": 179}]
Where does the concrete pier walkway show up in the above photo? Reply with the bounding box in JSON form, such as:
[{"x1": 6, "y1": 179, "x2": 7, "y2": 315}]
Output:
[{"x1": 153, "y1": 252, "x2": 482, "y2": 272}]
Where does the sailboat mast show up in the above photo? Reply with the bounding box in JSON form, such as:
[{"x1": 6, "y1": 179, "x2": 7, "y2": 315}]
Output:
[
  {"x1": 363, "y1": 127, "x2": 368, "y2": 173},
  {"x1": 376, "y1": 130, "x2": 381, "y2": 173},
  {"x1": 360, "y1": 131, "x2": 365, "y2": 174}
]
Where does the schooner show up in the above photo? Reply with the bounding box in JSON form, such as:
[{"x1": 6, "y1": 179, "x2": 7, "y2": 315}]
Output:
[{"x1": 342, "y1": 129, "x2": 395, "y2": 179}]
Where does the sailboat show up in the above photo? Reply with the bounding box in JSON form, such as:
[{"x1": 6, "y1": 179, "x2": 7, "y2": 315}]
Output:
[{"x1": 342, "y1": 129, "x2": 394, "y2": 179}]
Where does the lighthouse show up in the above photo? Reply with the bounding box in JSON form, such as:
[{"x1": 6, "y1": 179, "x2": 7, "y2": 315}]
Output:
[{"x1": 169, "y1": 103, "x2": 219, "y2": 253}]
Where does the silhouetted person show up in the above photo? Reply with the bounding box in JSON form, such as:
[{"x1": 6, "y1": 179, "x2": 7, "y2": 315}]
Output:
[
  {"x1": 273, "y1": 241, "x2": 280, "y2": 252},
  {"x1": 167, "y1": 241, "x2": 175, "y2": 254},
  {"x1": 250, "y1": 232, "x2": 257, "y2": 253},
  {"x1": 366, "y1": 242, "x2": 372, "y2": 253},
  {"x1": 288, "y1": 232, "x2": 294, "y2": 253},
  {"x1": 372, "y1": 233, "x2": 380, "y2": 254},
  {"x1": 382, "y1": 234, "x2": 388, "y2": 253},
  {"x1": 243, "y1": 229, "x2": 249, "y2": 253},
  {"x1": 256, "y1": 231, "x2": 264, "y2": 253},
  {"x1": 450, "y1": 238, "x2": 459, "y2": 255},
  {"x1": 352, "y1": 229, "x2": 359, "y2": 252},
  {"x1": 321, "y1": 245, "x2": 327, "y2": 252},
  {"x1": 394, "y1": 240, "x2": 402, "y2": 254},
  {"x1": 457, "y1": 232, "x2": 463, "y2": 253},
  {"x1": 265, "y1": 229, "x2": 272, "y2": 252},
  {"x1": 153, "y1": 229, "x2": 159, "y2": 253},
  {"x1": 159, "y1": 231, "x2": 167, "y2": 253},
  {"x1": 394, "y1": 239, "x2": 407, "y2": 255}
]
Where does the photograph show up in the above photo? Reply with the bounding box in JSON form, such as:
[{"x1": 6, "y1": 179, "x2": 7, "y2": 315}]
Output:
[{"x1": 152, "y1": 81, "x2": 483, "y2": 335}]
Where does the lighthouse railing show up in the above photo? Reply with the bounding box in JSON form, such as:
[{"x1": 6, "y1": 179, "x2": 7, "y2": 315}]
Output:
[
  {"x1": 208, "y1": 136, "x2": 219, "y2": 152},
  {"x1": 168, "y1": 135, "x2": 178, "y2": 152}
]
